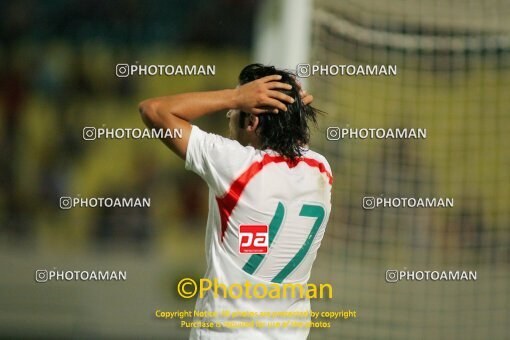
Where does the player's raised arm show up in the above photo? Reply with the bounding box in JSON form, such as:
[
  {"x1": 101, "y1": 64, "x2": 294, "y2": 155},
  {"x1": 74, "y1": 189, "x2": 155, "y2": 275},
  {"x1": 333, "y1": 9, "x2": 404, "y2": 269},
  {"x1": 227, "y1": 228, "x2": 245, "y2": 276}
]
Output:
[{"x1": 138, "y1": 75, "x2": 293, "y2": 159}]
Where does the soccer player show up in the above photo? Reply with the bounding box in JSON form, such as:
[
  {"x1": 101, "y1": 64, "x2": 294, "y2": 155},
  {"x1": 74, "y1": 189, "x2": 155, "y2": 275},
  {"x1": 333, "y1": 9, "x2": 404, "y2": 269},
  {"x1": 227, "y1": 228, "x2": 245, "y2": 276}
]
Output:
[{"x1": 139, "y1": 64, "x2": 332, "y2": 339}]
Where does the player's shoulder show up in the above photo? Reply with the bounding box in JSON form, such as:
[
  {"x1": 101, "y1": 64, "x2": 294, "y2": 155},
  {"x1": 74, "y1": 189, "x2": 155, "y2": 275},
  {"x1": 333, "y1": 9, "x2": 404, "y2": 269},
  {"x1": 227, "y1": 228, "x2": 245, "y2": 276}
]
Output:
[
  {"x1": 301, "y1": 148, "x2": 332, "y2": 173},
  {"x1": 189, "y1": 125, "x2": 259, "y2": 159},
  {"x1": 191, "y1": 125, "x2": 248, "y2": 149}
]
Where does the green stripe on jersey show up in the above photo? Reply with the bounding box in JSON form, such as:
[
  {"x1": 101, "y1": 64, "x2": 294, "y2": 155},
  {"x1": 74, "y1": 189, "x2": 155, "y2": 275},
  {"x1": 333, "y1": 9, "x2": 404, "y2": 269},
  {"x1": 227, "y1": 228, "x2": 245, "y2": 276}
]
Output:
[
  {"x1": 271, "y1": 204, "x2": 325, "y2": 283},
  {"x1": 242, "y1": 202, "x2": 285, "y2": 275}
]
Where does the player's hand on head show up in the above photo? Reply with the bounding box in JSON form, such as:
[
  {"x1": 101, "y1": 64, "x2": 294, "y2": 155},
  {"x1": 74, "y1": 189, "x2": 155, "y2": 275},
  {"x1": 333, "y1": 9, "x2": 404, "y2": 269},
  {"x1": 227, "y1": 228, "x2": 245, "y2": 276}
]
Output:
[
  {"x1": 294, "y1": 77, "x2": 314, "y2": 106},
  {"x1": 234, "y1": 75, "x2": 294, "y2": 115},
  {"x1": 300, "y1": 89, "x2": 314, "y2": 106}
]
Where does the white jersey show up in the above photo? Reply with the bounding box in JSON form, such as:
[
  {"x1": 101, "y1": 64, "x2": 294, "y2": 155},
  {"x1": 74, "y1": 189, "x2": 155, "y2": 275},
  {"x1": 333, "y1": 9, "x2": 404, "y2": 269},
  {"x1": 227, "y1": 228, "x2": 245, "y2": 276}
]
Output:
[{"x1": 185, "y1": 125, "x2": 332, "y2": 340}]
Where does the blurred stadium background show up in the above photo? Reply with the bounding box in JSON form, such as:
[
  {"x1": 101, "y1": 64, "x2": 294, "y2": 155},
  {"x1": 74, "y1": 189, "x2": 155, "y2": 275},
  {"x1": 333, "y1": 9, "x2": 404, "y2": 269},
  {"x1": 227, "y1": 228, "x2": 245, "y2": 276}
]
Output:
[{"x1": 0, "y1": 0, "x2": 508, "y2": 339}]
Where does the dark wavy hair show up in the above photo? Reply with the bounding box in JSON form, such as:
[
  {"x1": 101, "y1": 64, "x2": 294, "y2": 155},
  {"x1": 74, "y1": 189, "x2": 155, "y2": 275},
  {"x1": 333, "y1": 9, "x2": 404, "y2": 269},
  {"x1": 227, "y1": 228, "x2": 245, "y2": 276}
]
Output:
[{"x1": 238, "y1": 63, "x2": 321, "y2": 160}]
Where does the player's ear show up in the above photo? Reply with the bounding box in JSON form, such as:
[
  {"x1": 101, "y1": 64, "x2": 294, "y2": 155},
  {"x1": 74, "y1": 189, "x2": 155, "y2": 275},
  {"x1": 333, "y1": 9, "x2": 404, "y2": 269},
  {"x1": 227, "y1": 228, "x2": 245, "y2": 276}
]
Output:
[{"x1": 246, "y1": 114, "x2": 259, "y2": 132}]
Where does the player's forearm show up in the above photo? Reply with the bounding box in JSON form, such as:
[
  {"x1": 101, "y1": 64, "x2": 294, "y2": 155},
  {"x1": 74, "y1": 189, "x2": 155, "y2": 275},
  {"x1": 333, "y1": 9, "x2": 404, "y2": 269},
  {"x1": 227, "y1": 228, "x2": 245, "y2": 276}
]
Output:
[
  {"x1": 137, "y1": 75, "x2": 295, "y2": 160},
  {"x1": 139, "y1": 89, "x2": 237, "y2": 123}
]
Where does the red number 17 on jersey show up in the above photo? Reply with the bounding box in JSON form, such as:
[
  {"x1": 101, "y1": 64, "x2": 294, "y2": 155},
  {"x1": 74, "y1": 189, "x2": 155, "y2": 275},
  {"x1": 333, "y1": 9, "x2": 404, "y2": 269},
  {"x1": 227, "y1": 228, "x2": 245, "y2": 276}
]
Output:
[{"x1": 239, "y1": 225, "x2": 268, "y2": 254}]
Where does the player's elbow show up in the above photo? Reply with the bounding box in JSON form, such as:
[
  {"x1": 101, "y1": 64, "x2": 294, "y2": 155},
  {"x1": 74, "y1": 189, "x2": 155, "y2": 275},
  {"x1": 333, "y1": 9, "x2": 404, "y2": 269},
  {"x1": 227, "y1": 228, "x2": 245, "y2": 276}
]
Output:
[{"x1": 138, "y1": 99, "x2": 160, "y2": 126}]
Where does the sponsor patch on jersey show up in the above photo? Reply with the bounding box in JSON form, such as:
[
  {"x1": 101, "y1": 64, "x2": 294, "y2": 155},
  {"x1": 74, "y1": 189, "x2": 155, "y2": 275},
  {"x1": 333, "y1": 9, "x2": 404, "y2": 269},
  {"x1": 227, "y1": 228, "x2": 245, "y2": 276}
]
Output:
[{"x1": 239, "y1": 225, "x2": 269, "y2": 254}]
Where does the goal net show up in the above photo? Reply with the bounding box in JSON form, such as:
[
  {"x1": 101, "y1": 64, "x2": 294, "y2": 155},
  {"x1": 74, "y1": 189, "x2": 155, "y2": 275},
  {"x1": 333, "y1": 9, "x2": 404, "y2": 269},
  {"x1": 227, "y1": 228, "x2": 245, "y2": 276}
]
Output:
[{"x1": 309, "y1": 0, "x2": 510, "y2": 338}]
